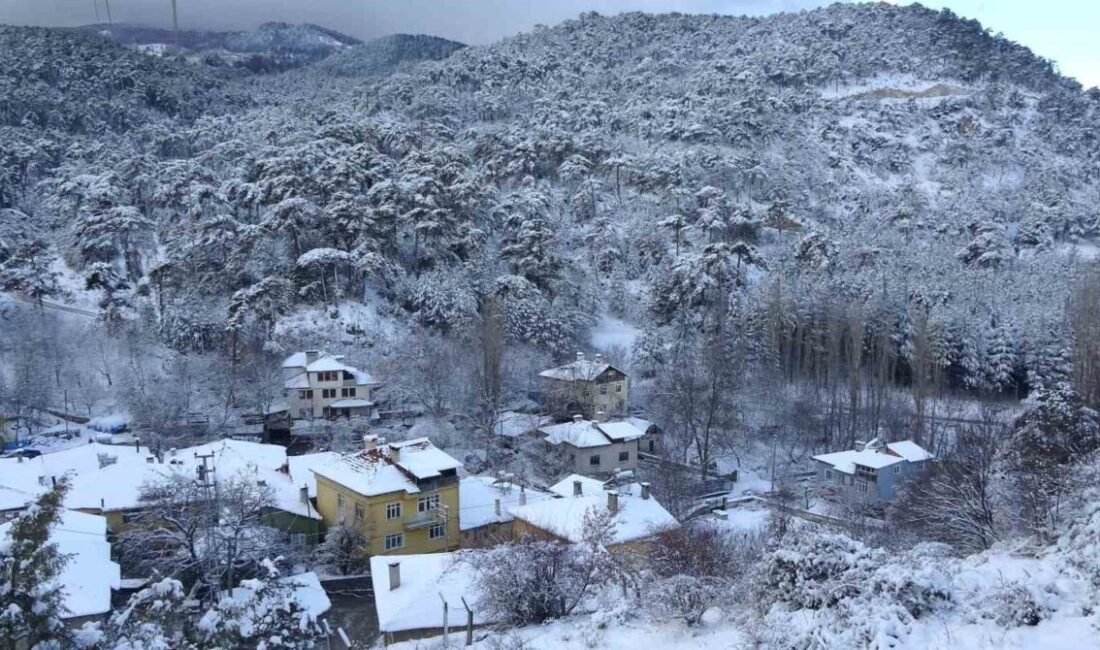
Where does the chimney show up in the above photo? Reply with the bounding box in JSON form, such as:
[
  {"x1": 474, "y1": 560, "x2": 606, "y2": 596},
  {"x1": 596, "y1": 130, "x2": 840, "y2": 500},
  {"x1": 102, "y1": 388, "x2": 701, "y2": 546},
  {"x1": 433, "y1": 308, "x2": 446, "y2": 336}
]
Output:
[
  {"x1": 50, "y1": 476, "x2": 57, "y2": 488},
  {"x1": 389, "y1": 444, "x2": 401, "y2": 463},
  {"x1": 576, "y1": 351, "x2": 585, "y2": 362},
  {"x1": 640, "y1": 482, "x2": 650, "y2": 500},
  {"x1": 17, "y1": 454, "x2": 22, "y2": 464},
  {"x1": 573, "y1": 480, "x2": 583, "y2": 497},
  {"x1": 607, "y1": 490, "x2": 619, "y2": 513},
  {"x1": 595, "y1": 410, "x2": 605, "y2": 423},
  {"x1": 169, "y1": 448, "x2": 177, "y2": 458},
  {"x1": 572, "y1": 414, "x2": 584, "y2": 423},
  {"x1": 300, "y1": 486, "x2": 309, "y2": 505},
  {"x1": 135, "y1": 439, "x2": 140, "y2": 453},
  {"x1": 519, "y1": 485, "x2": 527, "y2": 506},
  {"x1": 388, "y1": 562, "x2": 401, "y2": 591},
  {"x1": 594, "y1": 353, "x2": 603, "y2": 363},
  {"x1": 306, "y1": 350, "x2": 320, "y2": 364},
  {"x1": 363, "y1": 434, "x2": 378, "y2": 451},
  {"x1": 100, "y1": 498, "x2": 105, "y2": 509},
  {"x1": 494, "y1": 498, "x2": 502, "y2": 517}
]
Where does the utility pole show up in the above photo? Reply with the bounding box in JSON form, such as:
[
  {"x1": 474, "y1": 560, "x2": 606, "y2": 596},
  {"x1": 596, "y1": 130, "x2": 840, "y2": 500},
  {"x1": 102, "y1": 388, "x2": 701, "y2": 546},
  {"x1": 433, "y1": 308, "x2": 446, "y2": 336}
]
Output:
[
  {"x1": 195, "y1": 451, "x2": 218, "y2": 602},
  {"x1": 92, "y1": 0, "x2": 100, "y2": 23},
  {"x1": 170, "y1": 0, "x2": 180, "y2": 46},
  {"x1": 104, "y1": 0, "x2": 112, "y2": 25}
]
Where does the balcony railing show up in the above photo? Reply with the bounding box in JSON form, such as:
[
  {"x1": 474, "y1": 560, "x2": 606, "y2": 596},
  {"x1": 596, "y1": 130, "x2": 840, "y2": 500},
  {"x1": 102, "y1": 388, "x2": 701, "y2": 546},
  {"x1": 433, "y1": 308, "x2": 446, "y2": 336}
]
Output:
[{"x1": 404, "y1": 508, "x2": 446, "y2": 530}]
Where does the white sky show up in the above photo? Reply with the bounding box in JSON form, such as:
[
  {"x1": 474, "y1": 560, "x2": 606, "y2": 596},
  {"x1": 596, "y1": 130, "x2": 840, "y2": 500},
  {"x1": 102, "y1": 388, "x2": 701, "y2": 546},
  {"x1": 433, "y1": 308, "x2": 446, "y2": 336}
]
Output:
[{"x1": 0, "y1": 0, "x2": 1095, "y2": 88}]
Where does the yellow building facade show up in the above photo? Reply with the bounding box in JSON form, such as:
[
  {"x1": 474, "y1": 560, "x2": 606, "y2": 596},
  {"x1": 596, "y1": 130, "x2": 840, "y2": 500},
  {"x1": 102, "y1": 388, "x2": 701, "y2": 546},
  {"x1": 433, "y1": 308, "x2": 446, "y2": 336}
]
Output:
[{"x1": 312, "y1": 436, "x2": 463, "y2": 556}]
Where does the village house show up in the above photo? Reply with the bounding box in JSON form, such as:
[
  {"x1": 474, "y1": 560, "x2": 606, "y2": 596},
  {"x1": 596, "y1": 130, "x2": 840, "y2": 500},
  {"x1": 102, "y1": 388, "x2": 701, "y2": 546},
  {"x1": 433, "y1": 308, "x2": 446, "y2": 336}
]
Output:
[
  {"x1": 458, "y1": 474, "x2": 555, "y2": 547},
  {"x1": 510, "y1": 476, "x2": 679, "y2": 553},
  {"x1": 539, "y1": 415, "x2": 654, "y2": 477},
  {"x1": 281, "y1": 350, "x2": 382, "y2": 420},
  {"x1": 539, "y1": 352, "x2": 629, "y2": 420},
  {"x1": 370, "y1": 551, "x2": 493, "y2": 646},
  {"x1": 813, "y1": 438, "x2": 934, "y2": 504},
  {"x1": 312, "y1": 435, "x2": 462, "y2": 556}
]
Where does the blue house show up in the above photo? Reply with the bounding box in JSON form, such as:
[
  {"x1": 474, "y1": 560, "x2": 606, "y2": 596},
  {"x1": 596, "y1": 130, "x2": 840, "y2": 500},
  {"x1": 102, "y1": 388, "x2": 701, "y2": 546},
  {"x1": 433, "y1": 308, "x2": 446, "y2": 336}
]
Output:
[{"x1": 813, "y1": 438, "x2": 933, "y2": 504}]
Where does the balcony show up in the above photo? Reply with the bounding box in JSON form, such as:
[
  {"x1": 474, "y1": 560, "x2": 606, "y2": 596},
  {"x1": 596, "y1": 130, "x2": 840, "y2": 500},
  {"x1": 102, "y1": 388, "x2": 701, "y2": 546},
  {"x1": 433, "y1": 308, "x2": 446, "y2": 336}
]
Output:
[{"x1": 404, "y1": 508, "x2": 446, "y2": 530}]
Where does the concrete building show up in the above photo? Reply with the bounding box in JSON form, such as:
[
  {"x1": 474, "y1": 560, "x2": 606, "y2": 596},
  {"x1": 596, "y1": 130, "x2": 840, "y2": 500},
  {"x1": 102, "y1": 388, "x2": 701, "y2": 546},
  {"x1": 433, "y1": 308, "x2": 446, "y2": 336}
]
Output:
[
  {"x1": 539, "y1": 352, "x2": 628, "y2": 420},
  {"x1": 281, "y1": 350, "x2": 382, "y2": 420},
  {"x1": 539, "y1": 415, "x2": 650, "y2": 478},
  {"x1": 312, "y1": 436, "x2": 462, "y2": 556}
]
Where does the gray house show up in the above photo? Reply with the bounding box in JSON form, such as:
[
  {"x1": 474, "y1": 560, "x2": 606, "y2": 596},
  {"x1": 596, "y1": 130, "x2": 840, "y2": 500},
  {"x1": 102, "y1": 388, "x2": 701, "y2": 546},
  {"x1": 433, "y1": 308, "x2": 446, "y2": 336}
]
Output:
[{"x1": 813, "y1": 438, "x2": 933, "y2": 504}]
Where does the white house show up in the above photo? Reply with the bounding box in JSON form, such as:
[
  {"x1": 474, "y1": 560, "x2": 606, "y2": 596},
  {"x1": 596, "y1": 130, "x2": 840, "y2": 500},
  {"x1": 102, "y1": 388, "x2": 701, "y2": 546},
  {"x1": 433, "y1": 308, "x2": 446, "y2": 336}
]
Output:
[
  {"x1": 282, "y1": 350, "x2": 382, "y2": 420},
  {"x1": 370, "y1": 551, "x2": 492, "y2": 645},
  {"x1": 539, "y1": 352, "x2": 629, "y2": 419},
  {"x1": 458, "y1": 475, "x2": 555, "y2": 546},
  {"x1": 813, "y1": 438, "x2": 934, "y2": 504}
]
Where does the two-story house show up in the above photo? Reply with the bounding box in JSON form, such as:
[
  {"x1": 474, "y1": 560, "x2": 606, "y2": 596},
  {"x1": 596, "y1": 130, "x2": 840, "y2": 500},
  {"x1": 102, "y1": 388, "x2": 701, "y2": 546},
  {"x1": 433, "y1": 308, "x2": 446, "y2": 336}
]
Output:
[
  {"x1": 282, "y1": 350, "x2": 382, "y2": 420},
  {"x1": 812, "y1": 438, "x2": 933, "y2": 504},
  {"x1": 312, "y1": 435, "x2": 462, "y2": 556},
  {"x1": 539, "y1": 352, "x2": 628, "y2": 420},
  {"x1": 539, "y1": 415, "x2": 650, "y2": 477}
]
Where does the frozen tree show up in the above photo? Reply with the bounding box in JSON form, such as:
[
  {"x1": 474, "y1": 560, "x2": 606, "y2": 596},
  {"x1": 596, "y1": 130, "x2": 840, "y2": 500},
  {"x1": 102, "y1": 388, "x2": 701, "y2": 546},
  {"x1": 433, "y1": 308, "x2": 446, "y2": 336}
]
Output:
[
  {"x1": 471, "y1": 540, "x2": 601, "y2": 625},
  {"x1": 0, "y1": 239, "x2": 62, "y2": 306},
  {"x1": 315, "y1": 524, "x2": 368, "y2": 576},
  {"x1": 85, "y1": 262, "x2": 133, "y2": 333},
  {"x1": 0, "y1": 479, "x2": 70, "y2": 650}
]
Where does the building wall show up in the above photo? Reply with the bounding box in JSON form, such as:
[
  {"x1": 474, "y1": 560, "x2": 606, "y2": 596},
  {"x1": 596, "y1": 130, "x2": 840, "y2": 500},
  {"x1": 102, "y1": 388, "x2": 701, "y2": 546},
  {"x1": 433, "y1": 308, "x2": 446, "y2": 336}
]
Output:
[
  {"x1": 816, "y1": 459, "x2": 931, "y2": 505},
  {"x1": 562, "y1": 439, "x2": 640, "y2": 477},
  {"x1": 542, "y1": 374, "x2": 629, "y2": 420},
  {"x1": 315, "y1": 474, "x2": 460, "y2": 556},
  {"x1": 285, "y1": 377, "x2": 377, "y2": 420}
]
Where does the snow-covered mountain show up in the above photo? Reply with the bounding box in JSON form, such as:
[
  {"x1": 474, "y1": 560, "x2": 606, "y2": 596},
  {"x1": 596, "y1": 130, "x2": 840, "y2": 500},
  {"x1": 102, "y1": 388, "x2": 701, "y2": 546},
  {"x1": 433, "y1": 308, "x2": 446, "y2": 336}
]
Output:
[{"x1": 316, "y1": 34, "x2": 465, "y2": 77}]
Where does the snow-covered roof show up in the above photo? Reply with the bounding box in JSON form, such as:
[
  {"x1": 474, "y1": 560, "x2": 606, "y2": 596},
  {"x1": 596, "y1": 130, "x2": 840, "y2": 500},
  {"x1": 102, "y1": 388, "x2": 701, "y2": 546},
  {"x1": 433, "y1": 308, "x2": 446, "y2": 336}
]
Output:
[
  {"x1": 458, "y1": 476, "x2": 555, "y2": 531},
  {"x1": 886, "y1": 440, "x2": 934, "y2": 463},
  {"x1": 625, "y1": 416, "x2": 658, "y2": 434},
  {"x1": 306, "y1": 357, "x2": 349, "y2": 373},
  {"x1": 230, "y1": 571, "x2": 331, "y2": 619},
  {"x1": 312, "y1": 438, "x2": 461, "y2": 497},
  {"x1": 539, "y1": 419, "x2": 610, "y2": 448},
  {"x1": 329, "y1": 398, "x2": 373, "y2": 409},
  {"x1": 287, "y1": 452, "x2": 340, "y2": 499},
  {"x1": 0, "y1": 441, "x2": 155, "y2": 510},
  {"x1": 538, "y1": 357, "x2": 616, "y2": 382},
  {"x1": 597, "y1": 421, "x2": 645, "y2": 442},
  {"x1": 370, "y1": 552, "x2": 491, "y2": 634},
  {"x1": 26, "y1": 439, "x2": 322, "y2": 521},
  {"x1": 284, "y1": 373, "x2": 311, "y2": 389},
  {"x1": 539, "y1": 418, "x2": 645, "y2": 448},
  {"x1": 548, "y1": 474, "x2": 606, "y2": 498},
  {"x1": 282, "y1": 351, "x2": 309, "y2": 368},
  {"x1": 813, "y1": 439, "x2": 932, "y2": 474},
  {"x1": 0, "y1": 509, "x2": 120, "y2": 619},
  {"x1": 510, "y1": 489, "x2": 678, "y2": 545},
  {"x1": 351, "y1": 369, "x2": 379, "y2": 387}
]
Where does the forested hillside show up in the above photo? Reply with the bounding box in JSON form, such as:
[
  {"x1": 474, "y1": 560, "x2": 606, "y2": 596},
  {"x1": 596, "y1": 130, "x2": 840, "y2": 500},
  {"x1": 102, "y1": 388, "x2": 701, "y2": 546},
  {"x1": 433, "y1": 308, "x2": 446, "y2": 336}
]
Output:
[{"x1": 2, "y1": 2, "x2": 1100, "y2": 409}]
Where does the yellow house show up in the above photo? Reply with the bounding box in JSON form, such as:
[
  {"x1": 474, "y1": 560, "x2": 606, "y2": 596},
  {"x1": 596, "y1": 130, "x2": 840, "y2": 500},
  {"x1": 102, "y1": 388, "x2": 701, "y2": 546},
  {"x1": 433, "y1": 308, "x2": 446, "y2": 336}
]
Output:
[{"x1": 312, "y1": 436, "x2": 462, "y2": 556}]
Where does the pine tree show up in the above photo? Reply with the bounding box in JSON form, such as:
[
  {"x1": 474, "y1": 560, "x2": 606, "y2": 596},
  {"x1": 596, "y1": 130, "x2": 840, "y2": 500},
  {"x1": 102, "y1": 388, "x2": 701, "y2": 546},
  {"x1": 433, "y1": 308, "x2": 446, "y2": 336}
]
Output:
[{"x1": 0, "y1": 479, "x2": 71, "y2": 650}]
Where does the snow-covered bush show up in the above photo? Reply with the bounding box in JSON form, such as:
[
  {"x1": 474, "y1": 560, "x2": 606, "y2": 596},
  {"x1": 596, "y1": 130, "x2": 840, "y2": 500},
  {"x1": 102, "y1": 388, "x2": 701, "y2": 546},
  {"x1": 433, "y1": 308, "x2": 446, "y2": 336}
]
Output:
[{"x1": 982, "y1": 580, "x2": 1051, "y2": 627}]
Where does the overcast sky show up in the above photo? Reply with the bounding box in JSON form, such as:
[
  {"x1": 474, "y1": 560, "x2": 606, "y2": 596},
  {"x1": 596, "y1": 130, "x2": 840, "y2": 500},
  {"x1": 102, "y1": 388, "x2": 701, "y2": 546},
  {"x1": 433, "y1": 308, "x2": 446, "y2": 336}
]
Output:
[{"x1": 0, "y1": 0, "x2": 1095, "y2": 88}]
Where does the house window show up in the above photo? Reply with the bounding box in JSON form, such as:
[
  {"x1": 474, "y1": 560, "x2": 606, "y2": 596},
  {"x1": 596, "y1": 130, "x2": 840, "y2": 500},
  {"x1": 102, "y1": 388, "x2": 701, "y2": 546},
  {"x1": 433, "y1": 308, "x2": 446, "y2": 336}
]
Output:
[
  {"x1": 342, "y1": 387, "x2": 357, "y2": 398},
  {"x1": 418, "y1": 494, "x2": 440, "y2": 513},
  {"x1": 825, "y1": 469, "x2": 833, "y2": 481},
  {"x1": 354, "y1": 502, "x2": 365, "y2": 521},
  {"x1": 894, "y1": 465, "x2": 902, "y2": 475},
  {"x1": 600, "y1": 386, "x2": 608, "y2": 395},
  {"x1": 648, "y1": 440, "x2": 655, "y2": 452},
  {"x1": 589, "y1": 454, "x2": 601, "y2": 466},
  {"x1": 857, "y1": 480, "x2": 869, "y2": 494},
  {"x1": 429, "y1": 522, "x2": 446, "y2": 540},
  {"x1": 291, "y1": 533, "x2": 307, "y2": 547},
  {"x1": 618, "y1": 451, "x2": 629, "y2": 462},
  {"x1": 299, "y1": 390, "x2": 313, "y2": 399},
  {"x1": 384, "y1": 533, "x2": 404, "y2": 550},
  {"x1": 337, "y1": 494, "x2": 346, "y2": 513},
  {"x1": 616, "y1": 385, "x2": 622, "y2": 392},
  {"x1": 322, "y1": 388, "x2": 336, "y2": 399},
  {"x1": 122, "y1": 512, "x2": 142, "y2": 524},
  {"x1": 298, "y1": 409, "x2": 308, "y2": 418},
  {"x1": 386, "y1": 502, "x2": 402, "y2": 519}
]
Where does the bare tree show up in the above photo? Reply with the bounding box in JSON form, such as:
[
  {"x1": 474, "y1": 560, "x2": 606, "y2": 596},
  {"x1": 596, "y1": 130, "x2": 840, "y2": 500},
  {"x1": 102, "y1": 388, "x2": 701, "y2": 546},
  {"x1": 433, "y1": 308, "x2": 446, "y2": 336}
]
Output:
[{"x1": 890, "y1": 411, "x2": 1005, "y2": 554}]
